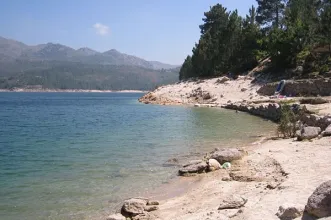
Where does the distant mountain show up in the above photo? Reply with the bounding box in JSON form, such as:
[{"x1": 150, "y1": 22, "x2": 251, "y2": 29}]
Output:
[
  {"x1": 0, "y1": 36, "x2": 180, "y2": 90},
  {"x1": 76, "y1": 47, "x2": 99, "y2": 56},
  {"x1": 0, "y1": 36, "x2": 178, "y2": 69},
  {"x1": 149, "y1": 61, "x2": 180, "y2": 70}
]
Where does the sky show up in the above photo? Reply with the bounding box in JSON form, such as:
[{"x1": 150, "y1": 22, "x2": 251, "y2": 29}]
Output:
[{"x1": 0, "y1": 0, "x2": 256, "y2": 65}]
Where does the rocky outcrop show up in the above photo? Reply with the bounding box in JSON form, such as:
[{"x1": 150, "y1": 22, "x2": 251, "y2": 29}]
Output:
[
  {"x1": 138, "y1": 92, "x2": 181, "y2": 105},
  {"x1": 178, "y1": 160, "x2": 208, "y2": 176},
  {"x1": 211, "y1": 148, "x2": 245, "y2": 164},
  {"x1": 305, "y1": 180, "x2": 331, "y2": 218},
  {"x1": 218, "y1": 195, "x2": 247, "y2": 210},
  {"x1": 300, "y1": 114, "x2": 331, "y2": 131},
  {"x1": 297, "y1": 126, "x2": 321, "y2": 141},
  {"x1": 224, "y1": 102, "x2": 281, "y2": 121},
  {"x1": 257, "y1": 78, "x2": 331, "y2": 97},
  {"x1": 276, "y1": 204, "x2": 304, "y2": 220},
  {"x1": 122, "y1": 198, "x2": 147, "y2": 216}
]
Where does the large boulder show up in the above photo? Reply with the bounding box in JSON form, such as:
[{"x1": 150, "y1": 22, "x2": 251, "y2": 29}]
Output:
[
  {"x1": 211, "y1": 148, "x2": 244, "y2": 164},
  {"x1": 305, "y1": 180, "x2": 331, "y2": 218},
  {"x1": 297, "y1": 126, "x2": 321, "y2": 141},
  {"x1": 178, "y1": 160, "x2": 208, "y2": 176},
  {"x1": 276, "y1": 203, "x2": 304, "y2": 220},
  {"x1": 218, "y1": 194, "x2": 247, "y2": 210},
  {"x1": 106, "y1": 213, "x2": 126, "y2": 220},
  {"x1": 122, "y1": 198, "x2": 147, "y2": 216},
  {"x1": 208, "y1": 159, "x2": 222, "y2": 172},
  {"x1": 323, "y1": 124, "x2": 331, "y2": 137}
]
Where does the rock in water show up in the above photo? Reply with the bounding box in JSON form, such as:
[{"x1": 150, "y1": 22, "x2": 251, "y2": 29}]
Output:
[
  {"x1": 276, "y1": 203, "x2": 304, "y2": 220},
  {"x1": 122, "y1": 198, "x2": 147, "y2": 216},
  {"x1": 106, "y1": 213, "x2": 126, "y2": 220},
  {"x1": 208, "y1": 159, "x2": 222, "y2": 171},
  {"x1": 297, "y1": 126, "x2": 321, "y2": 141},
  {"x1": 305, "y1": 180, "x2": 331, "y2": 218},
  {"x1": 323, "y1": 124, "x2": 331, "y2": 136},
  {"x1": 218, "y1": 195, "x2": 247, "y2": 210},
  {"x1": 211, "y1": 148, "x2": 244, "y2": 164},
  {"x1": 178, "y1": 160, "x2": 208, "y2": 176}
]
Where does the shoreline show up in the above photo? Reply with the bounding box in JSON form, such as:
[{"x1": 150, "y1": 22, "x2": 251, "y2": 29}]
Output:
[
  {"x1": 107, "y1": 76, "x2": 331, "y2": 219},
  {"x1": 0, "y1": 89, "x2": 148, "y2": 93}
]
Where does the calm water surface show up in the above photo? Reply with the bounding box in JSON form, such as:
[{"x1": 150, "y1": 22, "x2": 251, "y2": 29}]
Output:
[{"x1": 0, "y1": 92, "x2": 276, "y2": 220}]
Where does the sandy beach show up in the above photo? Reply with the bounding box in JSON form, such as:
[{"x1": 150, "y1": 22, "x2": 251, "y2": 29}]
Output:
[{"x1": 109, "y1": 76, "x2": 331, "y2": 220}]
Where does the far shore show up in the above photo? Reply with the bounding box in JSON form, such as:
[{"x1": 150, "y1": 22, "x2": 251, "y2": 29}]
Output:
[{"x1": 0, "y1": 89, "x2": 148, "y2": 93}]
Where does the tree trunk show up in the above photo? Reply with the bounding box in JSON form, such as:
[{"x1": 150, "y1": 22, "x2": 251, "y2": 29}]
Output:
[{"x1": 276, "y1": 4, "x2": 279, "y2": 28}]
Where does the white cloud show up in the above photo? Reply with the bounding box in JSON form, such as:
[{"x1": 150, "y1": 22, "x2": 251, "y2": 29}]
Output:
[{"x1": 93, "y1": 23, "x2": 110, "y2": 36}]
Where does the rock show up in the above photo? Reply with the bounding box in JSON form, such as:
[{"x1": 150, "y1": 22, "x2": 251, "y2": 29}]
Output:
[
  {"x1": 106, "y1": 213, "x2": 126, "y2": 220},
  {"x1": 203, "y1": 92, "x2": 212, "y2": 100},
  {"x1": 323, "y1": 124, "x2": 331, "y2": 136},
  {"x1": 218, "y1": 195, "x2": 247, "y2": 210},
  {"x1": 178, "y1": 160, "x2": 208, "y2": 176},
  {"x1": 297, "y1": 126, "x2": 321, "y2": 141},
  {"x1": 305, "y1": 180, "x2": 331, "y2": 218},
  {"x1": 208, "y1": 159, "x2": 222, "y2": 171},
  {"x1": 241, "y1": 88, "x2": 248, "y2": 92},
  {"x1": 211, "y1": 148, "x2": 244, "y2": 164},
  {"x1": 144, "y1": 205, "x2": 158, "y2": 212},
  {"x1": 131, "y1": 212, "x2": 154, "y2": 220},
  {"x1": 276, "y1": 203, "x2": 304, "y2": 220},
  {"x1": 147, "y1": 200, "x2": 159, "y2": 206},
  {"x1": 122, "y1": 198, "x2": 147, "y2": 216},
  {"x1": 222, "y1": 176, "x2": 232, "y2": 181},
  {"x1": 216, "y1": 77, "x2": 230, "y2": 84}
]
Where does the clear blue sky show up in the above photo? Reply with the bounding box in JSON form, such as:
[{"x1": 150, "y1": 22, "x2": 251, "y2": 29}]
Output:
[{"x1": 0, "y1": 0, "x2": 256, "y2": 64}]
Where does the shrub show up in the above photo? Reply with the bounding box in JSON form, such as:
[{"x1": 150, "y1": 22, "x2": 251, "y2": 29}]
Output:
[{"x1": 277, "y1": 104, "x2": 298, "y2": 138}]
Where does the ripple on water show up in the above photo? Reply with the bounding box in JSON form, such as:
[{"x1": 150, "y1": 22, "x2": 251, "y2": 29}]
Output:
[{"x1": 0, "y1": 92, "x2": 276, "y2": 220}]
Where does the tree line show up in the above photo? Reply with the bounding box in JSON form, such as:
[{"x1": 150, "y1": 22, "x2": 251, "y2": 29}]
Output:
[{"x1": 179, "y1": 0, "x2": 331, "y2": 80}]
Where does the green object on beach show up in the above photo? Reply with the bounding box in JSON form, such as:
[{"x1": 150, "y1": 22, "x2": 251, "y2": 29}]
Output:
[{"x1": 222, "y1": 162, "x2": 231, "y2": 169}]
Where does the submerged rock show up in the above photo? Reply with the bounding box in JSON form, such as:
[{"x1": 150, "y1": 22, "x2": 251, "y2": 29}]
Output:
[
  {"x1": 178, "y1": 160, "x2": 208, "y2": 176},
  {"x1": 211, "y1": 148, "x2": 244, "y2": 164},
  {"x1": 276, "y1": 203, "x2": 304, "y2": 220},
  {"x1": 305, "y1": 180, "x2": 331, "y2": 218}
]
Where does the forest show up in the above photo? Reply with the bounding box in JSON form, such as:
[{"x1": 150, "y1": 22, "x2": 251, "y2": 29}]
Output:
[{"x1": 179, "y1": 0, "x2": 331, "y2": 80}]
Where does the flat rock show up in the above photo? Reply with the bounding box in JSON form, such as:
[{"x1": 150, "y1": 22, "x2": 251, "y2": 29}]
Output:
[
  {"x1": 122, "y1": 198, "x2": 147, "y2": 215},
  {"x1": 211, "y1": 148, "x2": 244, "y2": 164},
  {"x1": 218, "y1": 195, "x2": 247, "y2": 210},
  {"x1": 179, "y1": 160, "x2": 208, "y2": 176},
  {"x1": 298, "y1": 126, "x2": 321, "y2": 141},
  {"x1": 147, "y1": 200, "x2": 159, "y2": 206},
  {"x1": 106, "y1": 213, "x2": 126, "y2": 220},
  {"x1": 208, "y1": 159, "x2": 222, "y2": 171},
  {"x1": 144, "y1": 205, "x2": 158, "y2": 212},
  {"x1": 305, "y1": 180, "x2": 331, "y2": 218},
  {"x1": 276, "y1": 203, "x2": 304, "y2": 220}
]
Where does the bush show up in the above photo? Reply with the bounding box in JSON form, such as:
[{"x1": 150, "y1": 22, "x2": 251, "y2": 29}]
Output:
[{"x1": 277, "y1": 104, "x2": 298, "y2": 138}]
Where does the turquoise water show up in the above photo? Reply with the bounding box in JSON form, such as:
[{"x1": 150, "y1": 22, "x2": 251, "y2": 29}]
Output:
[{"x1": 0, "y1": 93, "x2": 275, "y2": 220}]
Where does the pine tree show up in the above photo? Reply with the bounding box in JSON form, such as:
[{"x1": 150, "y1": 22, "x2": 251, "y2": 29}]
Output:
[{"x1": 256, "y1": 0, "x2": 287, "y2": 29}]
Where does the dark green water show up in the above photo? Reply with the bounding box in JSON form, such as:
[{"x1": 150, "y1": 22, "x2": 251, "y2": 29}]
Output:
[{"x1": 0, "y1": 92, "x2": 275, "y2": 220}]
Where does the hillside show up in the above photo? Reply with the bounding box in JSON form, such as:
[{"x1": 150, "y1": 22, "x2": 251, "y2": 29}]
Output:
[{"x1": 0, "y1": 36, "x2": 180, "y2": 91}]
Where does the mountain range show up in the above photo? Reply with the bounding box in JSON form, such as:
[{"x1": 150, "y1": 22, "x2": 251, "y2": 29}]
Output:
[{"x1": 0, "y1": 36, "x2": 180, "y2": 90}]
